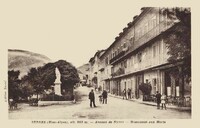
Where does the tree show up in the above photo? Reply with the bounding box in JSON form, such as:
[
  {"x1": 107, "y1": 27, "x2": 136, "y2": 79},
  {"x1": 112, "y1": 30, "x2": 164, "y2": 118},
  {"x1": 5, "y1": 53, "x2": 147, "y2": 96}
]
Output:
[
  {"x1": 20, "y1": 75, "x2": 34, "y2": 100},
  {"x1": 162, "y1": 7, "x2": 191, "y2": 79},
  {"x1": 24, "y1": 63, "x2": 57, "y2": 100},
  {"x1": 55, "y1": 60, "x2": 80, "y2": 96},
  {"x1": 39, "y1": 63, "x2": 56, "y2": 89},
  {"x1": 21, "y1": 63, "x2": 56, "y2": 100},
  {"x1": 139, "y1": 82, "x2": 152, "y2": 101},
  {"x1": 8, "y1": 70, "x2": 21, "y2": 100},
  {"x1": 26, "y1": 67, "x2": 44, "y2": 100}
]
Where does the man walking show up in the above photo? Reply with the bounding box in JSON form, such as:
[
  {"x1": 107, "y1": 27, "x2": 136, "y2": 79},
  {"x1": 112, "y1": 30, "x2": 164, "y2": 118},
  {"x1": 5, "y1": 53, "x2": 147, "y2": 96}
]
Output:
[
  {"x1": 127, "y1": 88, "x2": 131, "y2": 100},
  {"x1": 89, "y1": 89, "x2": 96, "y2": 108},
  {"x1": 102, "y1": 90, "x2": 108, "y2": 104},
  {"x1": 155, "y1": 91, "x2": 161, "y2": 109},
  {"x1": 122, "y1": 89, "x2": 127, "y2": 100}
]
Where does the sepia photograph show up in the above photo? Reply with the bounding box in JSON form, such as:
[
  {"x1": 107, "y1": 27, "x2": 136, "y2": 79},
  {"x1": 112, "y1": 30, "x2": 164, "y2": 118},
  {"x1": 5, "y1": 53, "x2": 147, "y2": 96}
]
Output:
[
  {"x1": 7, "y1": 7, "x2": 191, "y2": 120},
  {"x1": 1, "y1": 0, "x2": 199, "y2": 128}
]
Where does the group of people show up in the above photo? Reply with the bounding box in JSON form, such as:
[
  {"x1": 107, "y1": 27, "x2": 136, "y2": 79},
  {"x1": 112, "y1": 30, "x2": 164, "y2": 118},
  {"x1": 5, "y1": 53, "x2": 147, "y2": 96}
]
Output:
[
  {"x1": 9, "y1": 98, "x2": 18, "y2": 110},
  {"x1": 88, "y1": 89, "x2": 108, "y2": 108},
  {"x1": 89, "y1": 88, "x2": 167, "y2": 110},
  {"x1": 156, "y1": 91, "x2": 167, "y2": 110},
  {"x1": 123, "y1": 88, "x2": 167, "y2": 110},
  {"x1": 122, "y1": 88, "x2": 132, "y2": 100}
]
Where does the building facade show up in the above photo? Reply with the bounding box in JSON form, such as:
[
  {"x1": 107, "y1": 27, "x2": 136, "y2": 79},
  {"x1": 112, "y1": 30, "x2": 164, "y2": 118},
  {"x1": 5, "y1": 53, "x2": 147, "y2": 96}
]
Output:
[
  {"x1": 98, "y1": 7, "x2": 191, "y2": 104},
  {"x1": 88, "y1": 50, "x2": 105, "y2": 89}
]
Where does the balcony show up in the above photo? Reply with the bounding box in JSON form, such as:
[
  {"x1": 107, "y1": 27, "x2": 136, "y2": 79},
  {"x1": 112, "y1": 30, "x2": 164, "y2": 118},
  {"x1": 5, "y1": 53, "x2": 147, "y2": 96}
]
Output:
[
  {"x1": 109, "y1": 51, "x2": 125, "y2": 64},
  {"x1": 134, "y1": 21, "x2": 171, "y2": 51},
  {"x1": 111, "y1": 68, "x2": 125, "y2": 77}
]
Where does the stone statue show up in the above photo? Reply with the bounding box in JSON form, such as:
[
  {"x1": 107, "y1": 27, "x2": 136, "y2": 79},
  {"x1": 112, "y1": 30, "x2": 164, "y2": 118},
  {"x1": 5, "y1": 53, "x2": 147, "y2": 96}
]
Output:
[{"x1": 54, "y1": 68, "x2": 62, "y2": 95}]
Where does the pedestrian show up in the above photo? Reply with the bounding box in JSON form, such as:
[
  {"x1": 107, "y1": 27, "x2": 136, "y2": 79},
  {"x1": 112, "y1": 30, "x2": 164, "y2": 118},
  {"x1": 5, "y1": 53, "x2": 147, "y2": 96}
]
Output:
[
  {"x1": 131, "y1": 91, "x2": 134, "y2": 99},
  {"x1": 122, "y1": 89, "x2": 127, "y2": 100},
  {"x1": 72, "y1": 92, "x2": 77, "y2": 104},
  {"x1": 102, "y1": 90, "x2": 108, "y2": 104},
  {"x1": 155, "y1": 91, "x2": 161, "y2": 109},
  {"x1": 89, "y1": 89, "x2": 96, "y2": 108},
  {"x1": 161, "y1": 94, "x2": 167, "y2": 110},
  {"x1": 98, "y1": 85, "x2": 102, "y2": 92},
  {"x1": 127, "y1": 88, "x2": 131, "y2": 100},
  {"x1": 99, "y1": 95, "x2": 103, "y2": 104}
]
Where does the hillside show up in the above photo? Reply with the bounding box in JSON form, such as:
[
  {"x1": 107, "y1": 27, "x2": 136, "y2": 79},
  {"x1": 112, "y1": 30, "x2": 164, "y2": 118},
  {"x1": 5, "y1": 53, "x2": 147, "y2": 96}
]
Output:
[
  {"x1": 77, "y1": 63, "x2": 90, "y2": 74},
  {"x1": 8, "y1": 49, "x2": 51, "y2": 77}
]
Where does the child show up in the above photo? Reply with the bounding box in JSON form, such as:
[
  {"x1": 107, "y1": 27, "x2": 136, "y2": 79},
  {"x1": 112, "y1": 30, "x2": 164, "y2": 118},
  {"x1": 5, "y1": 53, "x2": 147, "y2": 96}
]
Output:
[
  {"x1": 161, "y1": 94, "x2": 167, "y2": 110},
  {"x1": 99, "y1": 95, "x2": 103, "y2": 104}
]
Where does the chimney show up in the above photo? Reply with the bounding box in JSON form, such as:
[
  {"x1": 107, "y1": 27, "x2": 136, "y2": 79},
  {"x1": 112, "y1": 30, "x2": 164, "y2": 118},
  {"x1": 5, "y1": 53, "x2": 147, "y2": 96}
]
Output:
[
  {"x1": 141, "y1": 7, "x2": 146, "y2": 12},
  {"x1": 133, "y1": 15, "x2": 138, "y2": 20}
]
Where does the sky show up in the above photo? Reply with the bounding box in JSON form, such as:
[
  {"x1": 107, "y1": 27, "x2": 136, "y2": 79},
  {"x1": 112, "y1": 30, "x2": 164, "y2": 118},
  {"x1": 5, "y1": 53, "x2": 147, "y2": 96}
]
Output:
[{"x1": 1, "y1": 0, "x2": 194, "y2": 67}]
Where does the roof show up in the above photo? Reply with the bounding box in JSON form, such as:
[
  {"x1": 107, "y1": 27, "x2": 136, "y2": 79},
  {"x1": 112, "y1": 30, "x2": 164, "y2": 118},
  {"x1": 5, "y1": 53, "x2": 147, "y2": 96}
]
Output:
[
  {"x1": 89, "y1": 50, "x2": 105, "y2": 62},
  {"x1": 100, "y1": 7, "x2": 151, "y2": 59}
]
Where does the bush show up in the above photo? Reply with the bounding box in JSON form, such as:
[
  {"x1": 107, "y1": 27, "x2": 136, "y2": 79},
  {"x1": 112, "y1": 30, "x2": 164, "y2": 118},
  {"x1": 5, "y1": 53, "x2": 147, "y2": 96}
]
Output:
[
  {"x1": 29, "y1": 98, "x2": 38, "y2": 106},
  {"x1": 139, "y1": 83, "x2": 152, "y2": 101},
  {"x1": 41, "y1": 94, "x2": 71, "y2": 101}
]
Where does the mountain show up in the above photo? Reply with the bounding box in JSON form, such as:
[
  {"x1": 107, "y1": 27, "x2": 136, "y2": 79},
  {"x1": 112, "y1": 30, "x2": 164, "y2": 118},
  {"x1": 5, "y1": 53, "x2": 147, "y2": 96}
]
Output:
[
  {"x1": 8, "y1": 49, "x2": 51, "y2": 77},
  {"x1": 77, "y1": 63, "x2": 90, "y2": 74}
]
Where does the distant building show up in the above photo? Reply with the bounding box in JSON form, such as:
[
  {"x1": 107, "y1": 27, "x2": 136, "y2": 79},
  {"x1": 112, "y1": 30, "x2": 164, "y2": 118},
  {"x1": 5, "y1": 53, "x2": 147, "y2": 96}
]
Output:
[
  {"x1": 88, "y1": 50, "x2": 105, "y2": 89},
  {"x1": 77, "y1": 64, "x2": 90, "y2": 86}
]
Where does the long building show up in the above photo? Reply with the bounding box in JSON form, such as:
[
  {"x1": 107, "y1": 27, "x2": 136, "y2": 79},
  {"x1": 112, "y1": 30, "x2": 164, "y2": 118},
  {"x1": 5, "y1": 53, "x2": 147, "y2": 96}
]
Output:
[{"x1": 96, "y1": 7, "x2": 191, "y2": 105}]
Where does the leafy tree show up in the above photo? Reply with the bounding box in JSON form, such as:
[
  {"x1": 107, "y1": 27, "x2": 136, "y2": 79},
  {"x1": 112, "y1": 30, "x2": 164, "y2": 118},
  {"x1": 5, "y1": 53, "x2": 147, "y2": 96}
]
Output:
[
  {"x1": 24, "y1": 63, "x2": 56, "y2": 100},
  {"x1": 55, "y1": 60, "x2": 80, "y2": 96},
  {"x1": 139, "y1": 82, "x2": 152, "y2": 101},
  {"x1": 8, "y1": 70, "x2": 21, "y2": 100},
  {"x1": 39, "y1": 63, "x2": 56, "y2": 89},
  {"x1": 139, "y1": 83, "x2": 152, "y2": 95},
  {"x1": 163, "y1": 7, "x2": 191, "y2": 79},
  {"x1": 26, "y1": 67, "x2": 44, "y2": 100},
  {"x1": 20, "y1": 75, "x2": 34, "y2": 100}
]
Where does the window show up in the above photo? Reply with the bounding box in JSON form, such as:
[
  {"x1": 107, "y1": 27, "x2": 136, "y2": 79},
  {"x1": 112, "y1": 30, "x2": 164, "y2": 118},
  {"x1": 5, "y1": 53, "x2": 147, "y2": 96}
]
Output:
[
  {"x1": 123, "y1": 42, "x2": 126, "y2": 48},
  {"x1": 111, "y1": 67, "x2": 114, "y2": 74},
  {"x1": 137, "y1": 30, "x2": 141, "y2": 39},
  {"x1": 137, "y1": 52, "x2": 142, "y2": 63},
  {"x1": 115, "y1": 50, "x2": 117, "y2": 56},
  {"x1": 153, "y1": 18, "x2": 157, "y2": 28},
  {"x1": 131, "y1": 37, "x2": 134, "y2": 45},
  {"x1": 160, "y1": 10, "x2": 164, "y2": 22},
  {"x1": 128, "y1": 59, "x2": 130, "y2": 68},
  {"x1": 144, "y1": 24, "x2": 148, "y2": 34},
  {"x1": 148, "y1": 20, "x2": 153, "y2": 30},
  {"x1": 153, "y1": 46, "x2": 156, "y2": 57},
  {"x1": 121, "y1": 45, "x2": 123, "y2": 52},
  {"x1": 139, "y1": 28, "x2": 142, "y2": 37},
  {"x1": 105, "y1": 57, "x2": 109, "y2": 65},
  {"x1": 124, "y1": 60, "x2": 127, "y2": 68},
  {"x1": 131, "y1": 56, "x2": 134, "y2": 66},
  {"x1": 159, "y1": 42, "x2": 161, "y2": 54},
  {"x1": 152, "y1": 78, "x2": 157, "y2": 93},
  {"x1": 121, "y1": 62, "x2": 124, "y2": 67},
  {"x1": 118, "y1": 47, "x2": 120, "y2": 54}
]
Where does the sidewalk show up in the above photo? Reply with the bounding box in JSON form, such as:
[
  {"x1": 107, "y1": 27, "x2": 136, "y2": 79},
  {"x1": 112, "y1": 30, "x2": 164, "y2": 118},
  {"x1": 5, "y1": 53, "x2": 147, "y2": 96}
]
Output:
[{"x1": 108, "y1": 93, "x2": 191, "y2": 111}]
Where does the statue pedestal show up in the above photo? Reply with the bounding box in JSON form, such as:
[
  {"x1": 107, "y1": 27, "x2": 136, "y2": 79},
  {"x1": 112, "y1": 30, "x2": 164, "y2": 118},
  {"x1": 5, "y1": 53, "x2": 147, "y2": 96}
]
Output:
[{"x1": 54, "y1": 83, "x2": 62, "y2": 96}]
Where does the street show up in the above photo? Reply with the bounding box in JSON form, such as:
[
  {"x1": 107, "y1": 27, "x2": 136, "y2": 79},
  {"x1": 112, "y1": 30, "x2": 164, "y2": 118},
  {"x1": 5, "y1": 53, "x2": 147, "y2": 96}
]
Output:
[{"x1": 9, "y1": 86, "x2": 191, "y2": 119}]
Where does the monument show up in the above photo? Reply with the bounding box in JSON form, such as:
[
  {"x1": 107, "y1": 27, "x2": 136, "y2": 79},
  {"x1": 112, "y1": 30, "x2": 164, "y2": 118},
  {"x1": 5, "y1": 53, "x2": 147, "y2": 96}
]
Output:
[
  {"x1": 54, "y1": 68, "x2": 62, "y2": 95},
  {"x1": 38, "y1": 67, "x2": 73, "y2": 106}
]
